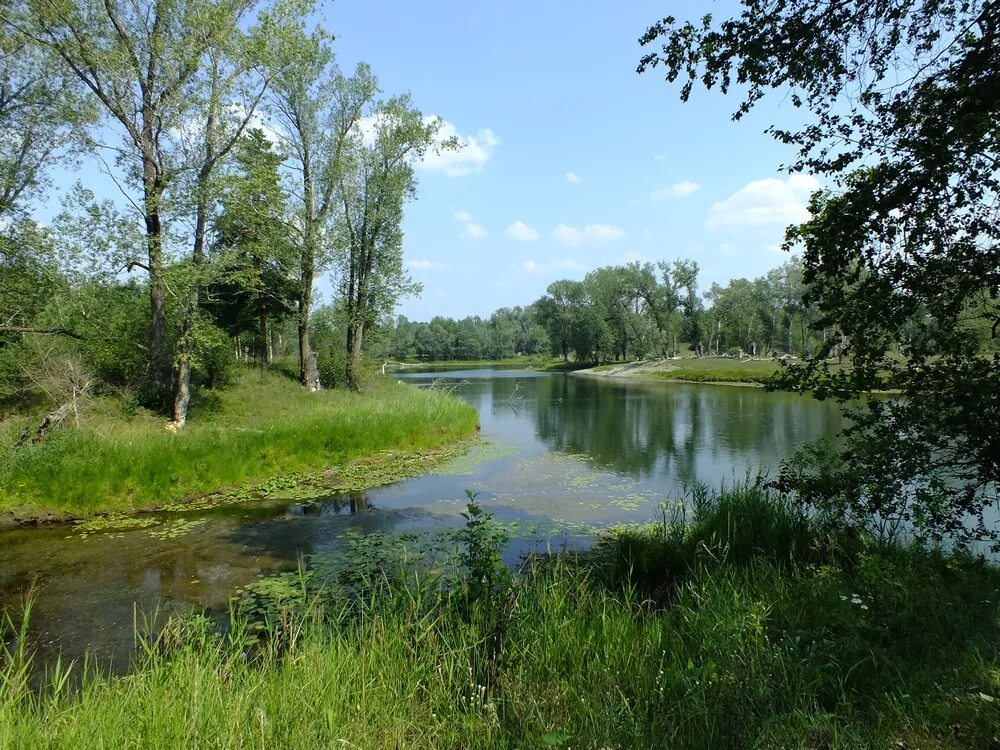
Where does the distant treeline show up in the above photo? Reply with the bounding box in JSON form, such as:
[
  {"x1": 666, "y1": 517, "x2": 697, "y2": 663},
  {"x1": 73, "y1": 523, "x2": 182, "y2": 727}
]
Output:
[{"x1": 378, "y1": 257, "x2": 830, "y2": 364}]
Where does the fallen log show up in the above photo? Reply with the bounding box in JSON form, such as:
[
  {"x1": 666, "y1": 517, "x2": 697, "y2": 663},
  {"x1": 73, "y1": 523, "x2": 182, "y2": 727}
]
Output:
[
  {"x1": 30, "y1": 402, "x2": 74, "y2": 444},
  {"x1": 0, "y1": 326, "x2": 84, "y2": 340}
]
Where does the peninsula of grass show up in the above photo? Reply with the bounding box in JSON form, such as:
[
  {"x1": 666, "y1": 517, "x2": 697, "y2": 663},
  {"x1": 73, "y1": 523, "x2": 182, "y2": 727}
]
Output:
[
  {"x1": 389, "y1": 354, "x2": 568, "y2": 370},
  {"x1": 0, "y1": 369, "x2": 479, "y2": 521},
  {"x1": 3, "y1": 484, "x2": 998, "y2": 748},
  {"x1": 649, "y1": 357, "x2": 781, "y2": 384},
  {"x1": 586, "y1": 356, "x2": 785, "y2": 385}
]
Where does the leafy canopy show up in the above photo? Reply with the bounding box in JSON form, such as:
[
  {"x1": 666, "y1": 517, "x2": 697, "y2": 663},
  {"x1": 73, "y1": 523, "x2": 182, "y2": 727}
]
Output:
[{"x1": 640, "y1": 1, "x2": 999, "y2": 546}]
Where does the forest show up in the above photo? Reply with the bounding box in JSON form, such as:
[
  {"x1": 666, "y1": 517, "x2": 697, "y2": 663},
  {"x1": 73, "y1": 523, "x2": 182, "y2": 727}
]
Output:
[
  {"x1": 384, "y1": 256, "x2": 828, "y2": 364},
  {"x1": 1, "y1": 0, "x2": 444, "y2": 429}
]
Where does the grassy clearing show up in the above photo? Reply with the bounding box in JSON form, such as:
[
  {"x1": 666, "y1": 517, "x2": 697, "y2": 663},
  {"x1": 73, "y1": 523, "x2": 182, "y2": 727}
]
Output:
[
  {"x1": 2, "y1": 484, "x2": 997, "y2": 749},
  {"x1": 0, "y1": 368, "x2": 478, "y2": 518},
  {"x1": 391, "y1": 355, "x2": 568, "y2": 369},
  {"x1": 586, "y1": 357, "x2": 787, "y2": 384},
  {"x1": 649, "y1": 357, "x2": 782, "y2": 384}
]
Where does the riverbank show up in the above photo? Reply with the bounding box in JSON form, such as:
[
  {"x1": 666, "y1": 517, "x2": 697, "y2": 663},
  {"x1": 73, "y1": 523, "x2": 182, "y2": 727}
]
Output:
[
  {"x1": 577, "y1": 357, "x2": 784, "y2": 385},
  {"x1": 0, "y1": 369, "x2": 479, "y2": 526},
  {"x1": 3, "y1": 484, "x2": 997, "y2": 748},
  {"x1": 387, "y1": 355, "x2": 580, "y2": 372}
]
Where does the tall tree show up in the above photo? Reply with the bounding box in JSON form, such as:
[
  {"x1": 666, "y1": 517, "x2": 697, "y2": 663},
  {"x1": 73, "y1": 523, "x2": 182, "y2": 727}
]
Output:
[
  {"x1": 205, "y1": 129, "x2": 296, "y2": 362},
  {"x1": 269, "y1": 34, "x2": 371, "y2": 389},
  {"x1": 640, "y1": 0, "x2": 1000, "y2": 545},
  {"x1": 0, "y1": 16, "x2": 93, "y2": 220},
  {"x1": 336, "y1": 90, "x2": 438, "y2": 389},
  {"x1": 17, "y1": 0, "x2": 258, "y2": 392},
  {"x1": 169, "y1": 2, "x2": 289, "y2": 426}
]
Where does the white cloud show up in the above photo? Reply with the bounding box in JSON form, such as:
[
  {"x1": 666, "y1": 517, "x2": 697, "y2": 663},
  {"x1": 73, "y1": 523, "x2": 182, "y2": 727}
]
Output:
[
  {"x1": 407, "y1": 259, "x2": 448, "y2": 270},
  {"x1": 552, "y1": 223, "x2": 625, "y2": 247},
  {"x1": 453, "y1": 210, "x2": 486, "y2": 239},
  {"x1": 463, "y1": 222, "x2": 487, "y2": 240},
  {"x1": 506, "y1": 221, "x2": 540, "y2": 242},
  {"x1": 651, "y1": 181, "x2": 701, "y2": 201},
  {"x1": 653, "y1": 154, "x2": 667, "y2": 162},
  {"x1": 706, "y1": 174, "x2": 821, "y2": 231},
  {"x1": 565, "y1": 171, "x2": 583, "y2": 185},
  {"x1": 419, "y1": 116, "x2": 498, "y2": 176},
  {"x1": 516, "y1": 258, "x2": 585, "y2": 275}
]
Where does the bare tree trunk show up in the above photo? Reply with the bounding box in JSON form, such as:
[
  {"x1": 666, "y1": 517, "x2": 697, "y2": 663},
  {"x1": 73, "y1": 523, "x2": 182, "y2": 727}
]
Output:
[
  {"x1": 143, "y1": 167, "x2": 170, "y2": 389},
  {"x1": 260, "y1": 311, "x2": 271, "y2": 365},
  {"x1": 346, "y1": 321, "x2": 365, "y2": 390}
]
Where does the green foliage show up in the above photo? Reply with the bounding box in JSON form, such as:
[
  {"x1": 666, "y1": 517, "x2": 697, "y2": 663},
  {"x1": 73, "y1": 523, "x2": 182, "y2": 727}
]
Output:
[
  {"x1": 456, "y1": 491, "x2": 511, "y2": 610},
  {"x1": 642, "y1": 0, "x2": 1000, "y2": 545},
  {"x1": 2, "y1": 485, "x2": 998, "y2": 748},
  {"x1": 205, "y1": 128, "x2": 297, "y2": 357},
  {"x1": 0, "y1": 18, "x2": 94, "y2": 218}
]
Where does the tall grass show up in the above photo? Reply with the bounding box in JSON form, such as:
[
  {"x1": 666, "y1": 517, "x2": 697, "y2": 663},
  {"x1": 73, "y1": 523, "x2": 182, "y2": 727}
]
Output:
[
  {"x1": 2, "y1": 483, "x2": 998, "y2": 748},
  {"x1": 0, "y1": 369, "x2": 478, "y2": 516}
]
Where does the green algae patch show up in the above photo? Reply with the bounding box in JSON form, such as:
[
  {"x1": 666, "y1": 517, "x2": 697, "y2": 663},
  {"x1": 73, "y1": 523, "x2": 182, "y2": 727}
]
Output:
[
  {"x1": 160, "y1": 438, "x2": 481, "y2": 513},
  {"x1": 66, "y1": 514, "x2": 162, "y2": 541},
  {"x1": 432, "y1": 439, "x2": 519, "y2": 476}
]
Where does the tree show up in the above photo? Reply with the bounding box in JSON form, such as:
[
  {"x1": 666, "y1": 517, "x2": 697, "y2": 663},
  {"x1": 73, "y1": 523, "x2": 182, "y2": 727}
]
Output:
[
  {"x1": 16, "y1": 0, "x2": 261, "y2": 394},
  {"x1": 169, "y1": 3, "x2": 283, "y2": 426},
  {"x1": 0, "y1": 18, "x2": 93, "y2": 219},
  {"x1": 205, "y1": 129, "x2": 297, "y2": 362},
  {"x1": 269, "y1": 30, "x2": 373, "y2": 389},
  {"x1": 335, "y1": 90, "x2": 439, "y2": 390},
  {"x1": 536, "y1": 280, "x2": 584, "y2": 361},
  {"x1": 640, "y1": 1, "x2": 1000, "y2": 546}
]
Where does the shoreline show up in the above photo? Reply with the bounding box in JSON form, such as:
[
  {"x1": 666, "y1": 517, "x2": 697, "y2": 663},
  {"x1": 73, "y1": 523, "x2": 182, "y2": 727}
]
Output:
[
  {"x1": 571, "y1": 359, "x2": 776, "y2": 387},
  {"x1": 0, "y1": 435, "x2": 479, "y2": 532}
]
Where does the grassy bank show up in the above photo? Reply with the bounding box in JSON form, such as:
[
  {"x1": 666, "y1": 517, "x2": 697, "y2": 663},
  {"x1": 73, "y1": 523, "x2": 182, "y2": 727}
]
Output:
[
  {"x1": 587, "y1": 357, "x2": 785, "y2": 385},
  {"x1": 3, "y1": 485, "x2": 997, "y2": 748},
  {"x1": 0, "y1": 369, "x2": 478, "y2": 520},
  {"x1": 390, "y1": 355, "x2": 569, "y2": 370}
]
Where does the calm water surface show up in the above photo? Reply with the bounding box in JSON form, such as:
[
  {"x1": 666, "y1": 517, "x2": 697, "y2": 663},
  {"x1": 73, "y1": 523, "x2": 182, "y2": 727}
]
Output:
[{"x1": 0, "y1": 369, "x2": 843, "y2": 669}]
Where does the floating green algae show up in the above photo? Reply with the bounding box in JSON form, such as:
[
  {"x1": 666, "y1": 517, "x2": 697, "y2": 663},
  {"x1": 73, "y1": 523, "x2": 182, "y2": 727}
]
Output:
[
  {"x1": 148, "y1": 518, "x2": 208, "y2": 540},
  {"x1": 67, "y1": 514, "x2": 162, "y2": 540},
  {"x1": 433, "y1": 439, "x2": 519, "y2": 476}
]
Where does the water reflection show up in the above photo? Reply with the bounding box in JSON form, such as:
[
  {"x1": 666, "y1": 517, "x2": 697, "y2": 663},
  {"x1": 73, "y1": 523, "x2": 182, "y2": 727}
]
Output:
[{"x1": 2, "y1": 369, "x2": 843, "y2": 671}]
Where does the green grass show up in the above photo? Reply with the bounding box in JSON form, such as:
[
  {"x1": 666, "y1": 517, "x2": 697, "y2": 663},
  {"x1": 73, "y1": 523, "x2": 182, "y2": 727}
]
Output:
[
  {"x1": 2, "y1": 484, "x2": 998, "y2": 748},
  {"x1": 392, "y1": 354, "x2": 567, "y2": 369},
  {"x1": 648, "y1": 358, "x2": 782, "y2": 384},
  {"x1": 0, "y1": 368, "x2": 478, "y2": 517},
  {"x1": 587, "y1": 357, "x2": 786, "y2": 384}
]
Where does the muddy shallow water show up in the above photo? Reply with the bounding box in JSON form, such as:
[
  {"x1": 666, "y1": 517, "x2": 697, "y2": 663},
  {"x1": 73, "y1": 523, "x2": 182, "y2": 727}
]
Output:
[{"x1": 0, "y1": 369, "x2": 843, "y2": 670}]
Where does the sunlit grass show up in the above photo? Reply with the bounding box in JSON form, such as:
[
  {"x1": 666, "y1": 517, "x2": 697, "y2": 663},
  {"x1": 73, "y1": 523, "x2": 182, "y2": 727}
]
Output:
[{"x1": 0, "y1": 368, "x2": 478, "y2": 516}]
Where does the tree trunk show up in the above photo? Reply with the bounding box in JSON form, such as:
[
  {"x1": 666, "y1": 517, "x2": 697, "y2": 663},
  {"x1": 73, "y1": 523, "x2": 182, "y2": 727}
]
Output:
[
  {"x1": 260, "y1": 311, "x2": 271, "y2": 365},
  {"x1": 346, "y1": 321, "x2": 365, "y2": 390},
  {"x1": 144, "y1": 176, "x2": 169, "y2": 388},
  {"x1": 298, "y1": 244, "x2": 320, "y2": 389},
  {"x1": 298, "y1": 308, "x2": 319, "y2": 390}
]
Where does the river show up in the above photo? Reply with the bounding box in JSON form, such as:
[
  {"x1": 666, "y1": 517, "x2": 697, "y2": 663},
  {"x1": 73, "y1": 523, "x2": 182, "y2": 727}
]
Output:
[{"x1": 0, "y1": 368, "x2": 843, "y2": 670}]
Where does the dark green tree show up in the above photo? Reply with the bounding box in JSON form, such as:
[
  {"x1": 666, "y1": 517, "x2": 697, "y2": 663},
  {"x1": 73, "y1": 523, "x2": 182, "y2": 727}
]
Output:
[
  {"x1": 640, "y1": 0, "x2": 999, "y2": 545},
  {"x1": 206, "y1": 129, "x2": 297, "y2": 364}
]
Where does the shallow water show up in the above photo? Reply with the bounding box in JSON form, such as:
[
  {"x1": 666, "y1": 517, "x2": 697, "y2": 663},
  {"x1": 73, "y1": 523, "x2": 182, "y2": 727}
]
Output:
[{"x1": 0, "y1": 369, "x2": 843, "y2": 669}]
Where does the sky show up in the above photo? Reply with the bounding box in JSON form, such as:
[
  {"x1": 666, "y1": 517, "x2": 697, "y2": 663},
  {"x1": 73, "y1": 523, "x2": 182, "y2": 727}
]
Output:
[{"x1": 42, "y1": 0, "x2": 822, "y2": 322}]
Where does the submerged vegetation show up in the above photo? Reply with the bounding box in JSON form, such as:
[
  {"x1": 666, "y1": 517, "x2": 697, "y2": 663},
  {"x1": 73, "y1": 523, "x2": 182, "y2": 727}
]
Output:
[
  {"x1": 0, "y1": 368, "x2": 477, "y2": 520},
  {"x1": 3, "y1": 485, "x2": 998, "y2": 749}
]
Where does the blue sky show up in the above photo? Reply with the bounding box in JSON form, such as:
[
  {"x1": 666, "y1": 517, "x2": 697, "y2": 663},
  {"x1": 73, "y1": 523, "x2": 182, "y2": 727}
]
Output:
[
  {"x1": 320, "y1": 0, "x2": 818, "y2": 320},
  {"x1": 43, "y1": 0, "x2": 821, "y2": 321}
]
